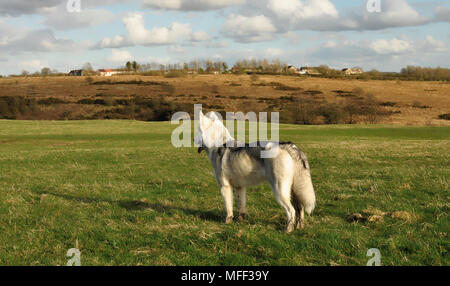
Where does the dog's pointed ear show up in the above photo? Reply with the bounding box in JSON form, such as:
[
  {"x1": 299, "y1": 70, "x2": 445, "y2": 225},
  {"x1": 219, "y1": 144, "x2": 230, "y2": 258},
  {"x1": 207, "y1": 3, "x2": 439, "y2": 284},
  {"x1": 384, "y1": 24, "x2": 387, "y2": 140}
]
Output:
[
  {"x1": 208, "y1": 112, "x2": 219, "y2": 122},
  {"x1": 198, "y1": 110, "x2": 205, "y2": 127}
]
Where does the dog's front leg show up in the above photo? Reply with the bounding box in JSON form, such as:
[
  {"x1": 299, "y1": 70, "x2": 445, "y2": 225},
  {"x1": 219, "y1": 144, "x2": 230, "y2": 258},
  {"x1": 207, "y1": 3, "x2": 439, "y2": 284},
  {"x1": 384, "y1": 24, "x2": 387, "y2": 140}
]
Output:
[{"x1": 220, "y1": 186, "x2": 234, "y2": 224}]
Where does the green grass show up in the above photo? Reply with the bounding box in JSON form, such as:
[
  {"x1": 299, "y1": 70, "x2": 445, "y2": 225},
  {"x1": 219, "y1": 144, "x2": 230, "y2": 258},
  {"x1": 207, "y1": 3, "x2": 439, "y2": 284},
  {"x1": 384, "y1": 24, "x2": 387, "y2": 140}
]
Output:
[{"x1": 0, "y1": 120, "x2": 448, "y2": 266}]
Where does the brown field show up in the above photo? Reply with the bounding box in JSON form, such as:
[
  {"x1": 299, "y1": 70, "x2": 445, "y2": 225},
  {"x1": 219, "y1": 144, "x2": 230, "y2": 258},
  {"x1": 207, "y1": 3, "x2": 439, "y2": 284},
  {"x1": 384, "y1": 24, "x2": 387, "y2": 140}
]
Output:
[{"x1": 0, "y1": 74, "x2": 449, "y2": 125}]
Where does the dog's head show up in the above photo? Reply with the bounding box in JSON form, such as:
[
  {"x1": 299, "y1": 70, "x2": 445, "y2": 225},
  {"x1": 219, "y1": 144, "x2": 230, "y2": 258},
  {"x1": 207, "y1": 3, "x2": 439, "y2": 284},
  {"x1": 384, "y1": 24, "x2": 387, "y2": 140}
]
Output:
[{"x1": 195, "y1": 110, "x2": 234, "y2": 153}]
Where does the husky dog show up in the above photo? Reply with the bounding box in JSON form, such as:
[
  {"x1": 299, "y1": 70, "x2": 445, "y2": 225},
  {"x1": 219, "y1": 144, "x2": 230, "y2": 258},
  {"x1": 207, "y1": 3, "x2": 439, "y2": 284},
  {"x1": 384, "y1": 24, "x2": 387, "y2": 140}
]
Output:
[{"x1": 195, "y1": 110, "x2": 316, "y2": 233}]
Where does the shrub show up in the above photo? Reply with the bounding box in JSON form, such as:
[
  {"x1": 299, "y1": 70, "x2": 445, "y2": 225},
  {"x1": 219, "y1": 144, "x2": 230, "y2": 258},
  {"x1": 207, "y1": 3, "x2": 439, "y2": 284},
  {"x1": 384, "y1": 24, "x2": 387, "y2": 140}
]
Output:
[
  {"x1": 412, "y1": 101, "x2": 431, "y2": 109},
  {"x1": 317, "y1": 104, "x2": 345, "y2": 124},
  {"x1": 85, "y1": 76, "x2": 94, "y2": 85},
  {"x1": 438, "y1": 113, "x2": 450, "y2": 120},
  {"x1": 352, "y1": 87, "x2": 365, "y2": 96},
  {"x1": 250, "y1": 74, "x2": 260, "y2": 82},
  {"x1": 164, "y1": 71, "x2": 187, "y2": 78},
  {"x1": 380, "y1": 101, "x2": 397, "y2": 107},
  {"x1": 37, "y1": 98, "x2": 67, "y2": 105}
]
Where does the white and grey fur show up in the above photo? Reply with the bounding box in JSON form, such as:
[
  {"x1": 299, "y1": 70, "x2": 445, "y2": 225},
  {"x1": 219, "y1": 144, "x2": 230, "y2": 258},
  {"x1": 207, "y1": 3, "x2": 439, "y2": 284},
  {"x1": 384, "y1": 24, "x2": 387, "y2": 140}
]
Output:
[{"x1": 195, "y1": 111, "x2": 316, "y2": 233}]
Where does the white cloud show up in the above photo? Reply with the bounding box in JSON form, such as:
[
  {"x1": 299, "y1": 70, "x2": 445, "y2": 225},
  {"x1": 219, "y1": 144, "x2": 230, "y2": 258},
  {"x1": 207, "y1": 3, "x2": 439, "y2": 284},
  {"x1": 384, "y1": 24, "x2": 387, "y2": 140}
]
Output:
[
  {"x1": 109, "y1": 49, "x2": 132, "y2": 62},
  {"x1": 264, "y1": 48, "x2": 283, "y2": 57},
  {"x1": 142, "y1": 0, "x2": 245, "y2": 11},
  {"x1": 0, "y1": 0, "x2": 132, "y2": 16},
  {"x1": 191, "y1": 31, "x2": 209, "y2": 42},
  {"x1": 99, "y1": 35, "x2": 128, "y2": 49},
  {"x1": 418, "y1": 36, "x2": 449, "y2": 53},
  {"x1": 0, "y1": 0, "x2": 60, "y2": 16},
  {"x1": 43, "y1": 5, "x2": 116, "y2": 30},
  {"x1": 301, "y1": 34, "x2": 449, "y2": 71},
  {"x1": 97, "y1": 13, "x2": 208, "y2": 48},
  {"x1": 371, "y1": 38, "x2": 413, "y2": 55},
  {"x1": 19, "y1": 59, "x2": 49, "y2": 71},
  {"x1": 167, "y1": 45, "x2": 185, "y2": 53},
  {"x1": 0, "y1": 29, "x2": 80, "y2": 53},
  {"x1": 205, "y1": 40, "x2": 228, "y2": 48},
  {"x1": 0, "y1": 19, "x2": 27, "y2": 46},
  {"x1": 359, "y1": 0, "x2": 429, "y2": 30},
  {"x1": 267, "y1": 0, "x2": 338, "y2": 20},
  {"x1": 435, "y1": 6, "x2": 450, "y2": 22},
  {"x1": 222, "y1": 14, "x2": 277, "y2": 42},
  {"x1": 237, "y1": 0, "x2": 429, "y2": 32}
]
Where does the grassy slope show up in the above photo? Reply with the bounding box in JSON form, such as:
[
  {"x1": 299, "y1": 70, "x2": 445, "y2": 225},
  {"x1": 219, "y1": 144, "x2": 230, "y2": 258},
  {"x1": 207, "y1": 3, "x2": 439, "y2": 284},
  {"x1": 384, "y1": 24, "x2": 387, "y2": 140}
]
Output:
[{"x1": 0, "y1": 120, "x2": 448, "y2": 265}]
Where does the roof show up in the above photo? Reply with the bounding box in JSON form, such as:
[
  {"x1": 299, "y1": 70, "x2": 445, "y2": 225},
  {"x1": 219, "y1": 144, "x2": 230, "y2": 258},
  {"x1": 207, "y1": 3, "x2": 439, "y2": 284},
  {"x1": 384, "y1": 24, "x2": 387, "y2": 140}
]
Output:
[{"x1": 98, "y1": 69, "x2": 125, "y2": 72}]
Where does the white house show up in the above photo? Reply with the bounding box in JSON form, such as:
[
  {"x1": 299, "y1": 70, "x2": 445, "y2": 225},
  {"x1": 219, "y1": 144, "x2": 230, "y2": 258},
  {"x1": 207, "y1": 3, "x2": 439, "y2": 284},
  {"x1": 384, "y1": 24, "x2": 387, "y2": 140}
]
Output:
[
  {"x1": 98, "y1": 69, "x2": 125, "y2": 77},
  {"x1": 342, "y1": 68, "x2": 363, "y2": 75},
  {"x1": 288, "y1": 65, "x2": 301, "y2": 74}
]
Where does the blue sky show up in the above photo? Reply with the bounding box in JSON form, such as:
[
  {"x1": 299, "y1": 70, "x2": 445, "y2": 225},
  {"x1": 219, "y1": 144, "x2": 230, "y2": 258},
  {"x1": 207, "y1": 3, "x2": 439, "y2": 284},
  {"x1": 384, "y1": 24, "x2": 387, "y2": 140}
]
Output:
[{"x1": 0, "y1": 0, "x2": 449, "y2": 75}]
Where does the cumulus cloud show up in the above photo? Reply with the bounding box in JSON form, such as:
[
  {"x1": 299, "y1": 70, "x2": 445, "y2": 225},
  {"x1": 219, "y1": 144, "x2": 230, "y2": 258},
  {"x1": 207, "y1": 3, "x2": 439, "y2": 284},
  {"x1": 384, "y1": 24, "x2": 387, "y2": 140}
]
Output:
[
  {"x1": 205, "y1": 40, "x2": 228, "y2": 49},
  {"x1": 417, "y1": 36, "x2": 449, "y2": 53},
  {"x1": 97, "y1": 13, "x2": 208, "y2": 48},
  {"x1": 435, "y1": 6, "x2": 450, "y2": 22},
  {"x1": 304, "y1": 35, "x2": 448, "y2": 71},
  {"x1": 43, "y1": 5, "x2": 116, "y2": 30},
  {"x1": 0, "y1": 20, "x2": 26, "y2": 46},
  {"x1": 0, "y1": 0, "x2": 60, "y2": 16},
  {"x1": 371, "y1": 38, "x2": 413, "y2": 55},
  {"x1": 222, "y1": 14, "x2": 277, "y2": 42},
  {"x1": 0, "y1": 0, "x2": 132, "y2": 16},
  {"x1": 268, "y1": 0, "x2": 349, "y2": 31},
  {"x1": 359, "y1": 0, "x2": 429, "y2": 30},
  {"x1": 267, "y1": 0, "x2": 338, "y2": 20},
  {"x1": 0, "y1": 28, "x2": 80, "y2": 53},
  {"x1": 167, "y1": 45, "x2": 185, "y2": 53},
  {"x1": 142, "y1": 0, "x2": 245, "y2": 11},
  {"x1": 191, "y1": 31, "x2": 209, "y2": 42},
  {"x1": 233, "y1": 0, "x2": 429, "y2": 33},
  {"x1": 108, "y1": 49, "x2": 133, "y2": 62},
  {"x1": 18, "y1": 59, "x2": 49, "y2": 71}
]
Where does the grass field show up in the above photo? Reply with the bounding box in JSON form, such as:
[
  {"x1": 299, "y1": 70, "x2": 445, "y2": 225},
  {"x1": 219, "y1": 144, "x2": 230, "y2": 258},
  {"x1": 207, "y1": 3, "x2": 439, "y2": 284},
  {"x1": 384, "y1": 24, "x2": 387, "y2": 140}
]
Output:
[{"x1": 0, "y1": 120, "x2": 448, "y2": 265}]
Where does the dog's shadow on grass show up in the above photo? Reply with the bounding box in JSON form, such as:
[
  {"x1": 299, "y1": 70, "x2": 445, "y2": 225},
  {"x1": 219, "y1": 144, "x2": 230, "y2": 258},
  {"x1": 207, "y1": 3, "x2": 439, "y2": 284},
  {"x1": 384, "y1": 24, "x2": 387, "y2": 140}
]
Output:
[{"x1": 34, "y1": 190, "x2": 224, "y2": 222}]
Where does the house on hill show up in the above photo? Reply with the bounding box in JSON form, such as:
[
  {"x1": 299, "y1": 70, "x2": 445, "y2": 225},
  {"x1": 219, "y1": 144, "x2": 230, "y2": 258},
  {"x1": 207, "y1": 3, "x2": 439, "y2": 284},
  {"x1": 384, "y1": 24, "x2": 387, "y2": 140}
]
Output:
[
  {"x1": 68, "y1": 70, "x2": 82, "y2": 76},
  {"x1": 342, "y1": 68, "x2": 363, "y2": 75},
  {"x1": 288, "y1": 65, "x2": 301, "y2": 74},
  {"x1": 98, "y1": 69, "x2": 126, "y2": 77},
  {"x1": 299, "y1": 67, "x2": 321, "y2": 75}
]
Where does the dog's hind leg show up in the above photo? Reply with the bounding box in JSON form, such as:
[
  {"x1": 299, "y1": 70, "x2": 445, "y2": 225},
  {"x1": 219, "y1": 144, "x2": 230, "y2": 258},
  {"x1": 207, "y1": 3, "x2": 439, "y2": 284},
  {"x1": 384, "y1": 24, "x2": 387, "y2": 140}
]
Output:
[
  {"x1": 292, "y1": 195, "x2": 304, "y2": 229},
  {"x1": 271, "y1": 182, "x2": 296, "y2": 233},
  {"x1": 292, "y1": 194, "x2": 305, "y2": 229},
  {"x1": 236, "y1": 187, "x2": 247, "y2": 221},
  {"x1": 221, "y1": 185, "x2": 234, "y2": 224},
  {"x1": 296, "y1": 204, "x2": 305, "y2": 230}
]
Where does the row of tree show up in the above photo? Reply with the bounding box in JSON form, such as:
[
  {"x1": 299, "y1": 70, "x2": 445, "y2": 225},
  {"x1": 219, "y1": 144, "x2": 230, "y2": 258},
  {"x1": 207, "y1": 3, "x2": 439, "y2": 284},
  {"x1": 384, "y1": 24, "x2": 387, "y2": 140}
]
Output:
[
  {"x1": 400, "y1": 66, "x2": 450, "y2": 81},
  {"x1": 8, "y1": 59, "x2": 450, "y2": 81},
  {"x1": 125, "y1": 60, "x2": 229, "y2": 74}
]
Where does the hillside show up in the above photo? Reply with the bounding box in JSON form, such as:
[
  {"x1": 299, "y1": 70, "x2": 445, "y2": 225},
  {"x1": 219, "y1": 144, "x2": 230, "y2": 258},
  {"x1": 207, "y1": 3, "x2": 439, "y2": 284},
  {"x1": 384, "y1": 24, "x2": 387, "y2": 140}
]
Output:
[{"x1": 0, "y1": 75, "x2": 449, "y2": 125}]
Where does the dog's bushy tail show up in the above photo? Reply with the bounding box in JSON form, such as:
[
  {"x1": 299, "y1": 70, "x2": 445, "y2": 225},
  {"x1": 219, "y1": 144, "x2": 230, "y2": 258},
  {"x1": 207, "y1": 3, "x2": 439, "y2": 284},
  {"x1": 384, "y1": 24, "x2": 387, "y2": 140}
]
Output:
[{"x1": 283, "y1": 145, "x2": 316, "y2": 215}]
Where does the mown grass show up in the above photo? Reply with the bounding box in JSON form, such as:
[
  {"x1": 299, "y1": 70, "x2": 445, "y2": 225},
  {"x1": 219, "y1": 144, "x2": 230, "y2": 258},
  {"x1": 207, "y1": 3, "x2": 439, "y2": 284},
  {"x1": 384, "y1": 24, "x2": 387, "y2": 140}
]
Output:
[{"x1": 0, "y1": 120, "x2": 448, "y2": 265}]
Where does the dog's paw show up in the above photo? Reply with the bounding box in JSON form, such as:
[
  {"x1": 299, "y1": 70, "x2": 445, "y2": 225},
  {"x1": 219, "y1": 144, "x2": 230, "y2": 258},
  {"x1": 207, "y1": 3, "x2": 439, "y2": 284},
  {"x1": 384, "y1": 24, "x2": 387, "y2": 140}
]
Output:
[
  {"x1": 225, "y1": 216, "x2": 234, "y2": 224},
  {"x1": 295, "y1": 220, "x2": 304, "y2": 230},
  {"x1": 285, "y1": 222, "x2": 295, "y2": 234},
  {"x1": 238, "y1": 213, "x2": 247, "y2": 221}
]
